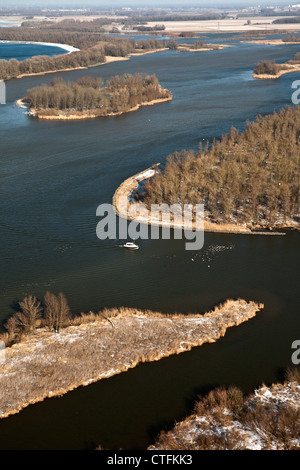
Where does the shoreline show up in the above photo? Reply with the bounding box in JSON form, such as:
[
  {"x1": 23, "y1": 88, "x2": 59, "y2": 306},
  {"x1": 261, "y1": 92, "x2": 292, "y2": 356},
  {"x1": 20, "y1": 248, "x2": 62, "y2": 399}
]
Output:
[
  {"x1": 149, "y1": 378, "x2": 300, "y2": 450},
  {"x1": 14, "y1": 56, "x2": 130, "y2": 80},
  {"x1": 0, "y1": 299, "x2": 263, "y2": 419},
  {"x1": 177, "y1": 44, "x2": 233, "y2": 52},
  {"x1": 9, "y1": 50, "x2": 165, "y2": 81},
  {"x1": 253, "y1": 63, "x2": 300, "y2": 80},
  {"x1": 0, "y1": 40, "x2": 80, "y2": 55},
  {"x1": 16, "y1": 95, "x2": 173, "y2": 120},
  {"x1": 7, "y1": 44, "x2": 230, "y2": 82},
  {"x1": 112, "y1": 165, "x2": 288, "y2": 236},
  {"x1": 245, "y1": 39, "x2": 300, "y2": 46}
]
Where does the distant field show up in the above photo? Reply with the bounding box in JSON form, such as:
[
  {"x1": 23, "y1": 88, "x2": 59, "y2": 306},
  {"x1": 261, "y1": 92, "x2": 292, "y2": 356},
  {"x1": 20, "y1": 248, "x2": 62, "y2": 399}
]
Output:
[
  {"x1": 146, "y1": 16, "x2": 300, "y2": 32},
  {"x1": 2, "y1": 14, "x2": 300, "y2": 33},
  {"x1": 0, "y1": 16, "x2": 25, "y2": 27}
]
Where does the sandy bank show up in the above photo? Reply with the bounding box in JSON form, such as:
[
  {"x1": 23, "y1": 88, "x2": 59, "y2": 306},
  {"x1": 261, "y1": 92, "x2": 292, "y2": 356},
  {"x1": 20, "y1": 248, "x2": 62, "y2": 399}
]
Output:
[
  {"x1": 14, "y1": 55, "x2": 129, "y2": 80},
  {"x1": 177, "y1": 44, "x2": 233, "y2": 52},
  {"x1": 253, "y1": 63, "x2": 300, "y2": 80},
  {"x1": 245, "y1": 39, "x2": 300, "y2": 46},
  {"x1": 16, "y1": 66, "x2": 87, "y2": 79},
  {"x1": 8, "y1": 50, "x2": 162, "y2": 81},
  {"x1": 0, "y1": 299, "x2": 263, "y2": 419},
  {"x1": 16, "y1": 98, "x2": 30, "y2": 109},
  {"x1": 128, "y1": 48, "x2": 169, "y2": 56},
  {"x1": 112, "y1": 165, "x2": 287, "y2": 236}
]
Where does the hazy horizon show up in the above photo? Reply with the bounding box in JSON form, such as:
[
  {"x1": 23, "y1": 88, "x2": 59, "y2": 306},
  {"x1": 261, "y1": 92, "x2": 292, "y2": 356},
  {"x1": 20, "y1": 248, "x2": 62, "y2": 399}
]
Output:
[{"x1": 0, "y1": 0, "x2": 295, "y2": 10}]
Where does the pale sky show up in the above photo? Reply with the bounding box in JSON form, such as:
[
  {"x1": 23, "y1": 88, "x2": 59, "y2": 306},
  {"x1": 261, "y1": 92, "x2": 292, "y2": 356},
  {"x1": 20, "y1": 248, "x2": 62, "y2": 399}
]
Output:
[{"x1": 0, "y1": 0, "x2": 295, "y2": 9}]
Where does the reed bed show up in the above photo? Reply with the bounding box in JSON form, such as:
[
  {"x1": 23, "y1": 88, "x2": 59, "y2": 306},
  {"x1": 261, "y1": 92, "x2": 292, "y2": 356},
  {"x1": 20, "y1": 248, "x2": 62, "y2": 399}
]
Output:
[{"x1": 0, "y1": 299, "x2": 263, "y2": 419}]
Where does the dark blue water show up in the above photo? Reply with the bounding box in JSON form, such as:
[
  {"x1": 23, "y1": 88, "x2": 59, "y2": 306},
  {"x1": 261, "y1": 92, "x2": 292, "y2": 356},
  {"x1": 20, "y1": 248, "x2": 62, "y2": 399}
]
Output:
[
  {"x1": 0, "y1": 42, "x2": 69, "y2": 61},
  {"x1": 0, "y1": 36, "x2": 299, "y2": 449}
]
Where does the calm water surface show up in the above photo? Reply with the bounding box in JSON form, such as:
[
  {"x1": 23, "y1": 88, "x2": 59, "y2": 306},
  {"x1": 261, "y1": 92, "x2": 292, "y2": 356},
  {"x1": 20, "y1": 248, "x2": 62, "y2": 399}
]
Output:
[
  {"x1": 0, "y1": 42, "x2": 69, "y2": 60},
  {"x1": 0, "y1": 36, "x2": 299, "y2": 449}
]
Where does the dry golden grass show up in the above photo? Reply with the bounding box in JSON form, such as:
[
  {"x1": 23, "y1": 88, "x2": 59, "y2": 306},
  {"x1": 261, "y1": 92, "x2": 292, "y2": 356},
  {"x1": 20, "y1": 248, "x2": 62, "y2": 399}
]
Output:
[
  {"x1": 149, "y1": 371, "x2": 300, "y2": 450},
  {"x1": 0, "y1": 299, "x2": 262, "y2": 419}
]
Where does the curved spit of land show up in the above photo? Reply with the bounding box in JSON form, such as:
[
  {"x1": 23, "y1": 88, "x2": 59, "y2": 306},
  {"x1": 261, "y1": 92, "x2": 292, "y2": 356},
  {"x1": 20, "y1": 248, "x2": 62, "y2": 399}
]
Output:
[
  {"x1": 112, "y1": 165, "x2": 286, "y2": 236},
  {"x1": 0, "y1": 299, "x2": 263, "y2": 419}
]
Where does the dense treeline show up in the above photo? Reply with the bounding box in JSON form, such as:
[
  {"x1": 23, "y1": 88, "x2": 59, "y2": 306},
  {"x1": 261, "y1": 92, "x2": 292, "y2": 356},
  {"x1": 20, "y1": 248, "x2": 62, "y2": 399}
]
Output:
[
  {"x1": 178, "y1": 32, "x2": 200, "y2": 37},
  {"x1": 133, "y1": 24, "x2": 166, "y2": 31},
  {"x1": 0, "y1": 24, "x2": 168, "y2": 51},
  {"x1": 127, "y1": 14, "x2": 224, "y2": 22},
  {"x1": 0, "y1": 45, "x2": 106, "y2": 80},
  {"x1": 273, "y1": 17, "x2": 300, "y2": 24},
  {"x1": 261, "y1": 7, "x2": 300, "y2": 16},
  {"x1": 254, "y1": 51, "x2": 300, "y2": 76},
  {"x1": 283, "y1": 33, "x2": 300, "y2": 42},
  {"x1": 142, "y1": 106, "x2": 300, "y2": 229},
  {"x1": 25, "y1": 73, "x2": 172, "y2": 116},
  {"x1": 253, "y1": 60, "x2": 280, "y2": 75},
  {"x1": 0, "y1": 27, "x2": 105, "y2": 49},
  {"x1": 0, "y1": 24, "x2": 167, "y2": 80}
]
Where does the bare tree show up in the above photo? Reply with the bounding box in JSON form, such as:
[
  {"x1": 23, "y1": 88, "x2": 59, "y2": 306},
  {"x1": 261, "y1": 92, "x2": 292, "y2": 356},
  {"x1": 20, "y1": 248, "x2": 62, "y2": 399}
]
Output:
[
  {"x1": 15, "y1": 295, "x2": 42, "y2": 333},
  {"x1": 44, "y1": 291, "x2": 71, "y2": 332}
]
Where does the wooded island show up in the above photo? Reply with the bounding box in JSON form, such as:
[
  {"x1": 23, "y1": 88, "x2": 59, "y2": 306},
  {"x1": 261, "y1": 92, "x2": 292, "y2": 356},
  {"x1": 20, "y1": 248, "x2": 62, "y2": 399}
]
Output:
[
  {"x1": 22, "y1": 73, "x2": 172, "y2": 119},
  {"x1": 253, "y1": 52, "x2": 300, "y2": 79}
]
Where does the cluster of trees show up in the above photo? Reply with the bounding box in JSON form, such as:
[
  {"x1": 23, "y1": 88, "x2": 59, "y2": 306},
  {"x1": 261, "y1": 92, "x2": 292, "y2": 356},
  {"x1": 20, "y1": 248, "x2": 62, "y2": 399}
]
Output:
[
  {"x1": 191, "y1": 40, "x2": 206, "y2": 49},
  {"x1": 2, "y1": 292, "x2": 72, "y2": 345},
  {"x1": 142, "y1": 106, "x2": 300, "y2": 229},
  {"x1": 254, "y1": 51, "x2": 300, "y2": 76},
  {"x1": 253, "y1": 60, "x2": 280, "y2": 75},
  {"x1": 25, "y1": 73, "x2": 171, "y2": 115},
  {"x1": 178, "y1": 32, "x2": 199, "y2": 37},
  {"x1": 290, "y1": 52, "x2": 300, "y2": 63},
  {"x1": 283, "y1": 33, "x2": 300, "y2": 42},
  {"x1": 133, "y1": 24, "x2": 166, "y2": 32}
]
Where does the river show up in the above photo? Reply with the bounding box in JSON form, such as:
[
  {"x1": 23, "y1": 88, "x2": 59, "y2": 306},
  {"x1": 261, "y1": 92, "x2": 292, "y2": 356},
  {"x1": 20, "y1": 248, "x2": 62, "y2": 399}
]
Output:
[{"x1": 0, "y1": 34, "x2": 299, "y2": 449}]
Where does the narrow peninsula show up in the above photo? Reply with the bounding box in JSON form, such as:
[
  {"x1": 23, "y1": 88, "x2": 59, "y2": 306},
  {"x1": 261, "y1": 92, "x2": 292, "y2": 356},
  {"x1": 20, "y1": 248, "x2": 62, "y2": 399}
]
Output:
[
  {"x1": 19, "y1": 73, "x2": 172, "y2": 120},
  {"x1": 113, "y1": 107, "x2": 300, "y2": 235},
  {"x1": 0, "y1": 299, "x2": 263, "y2": 419}
]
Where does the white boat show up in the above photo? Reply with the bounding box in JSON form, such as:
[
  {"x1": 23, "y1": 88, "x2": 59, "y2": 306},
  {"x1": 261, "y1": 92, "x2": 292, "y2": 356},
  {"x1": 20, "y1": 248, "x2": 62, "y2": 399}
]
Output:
[{"x1": 123, "y1": 241, "x2": 139, "y2": 250}]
